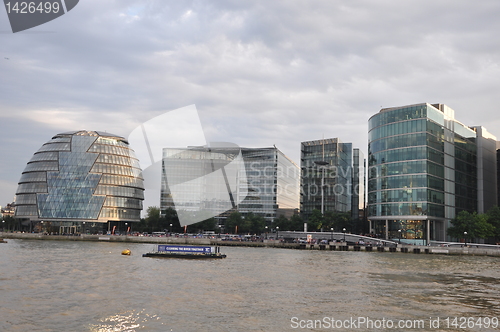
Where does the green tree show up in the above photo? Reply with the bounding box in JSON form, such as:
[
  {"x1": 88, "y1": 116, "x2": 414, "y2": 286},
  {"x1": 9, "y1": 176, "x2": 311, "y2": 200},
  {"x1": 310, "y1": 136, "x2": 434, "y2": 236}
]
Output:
[
  {"x1": 329, "y1": 211, "x2": 351, "y2": 232},
  {"x1": 307, "y1": 209, "x2": 324, "y2": 231},
  {"x1": 191, "y1": 218, "x2": 216, "y2": 233},
  {"x1": 274, "y1": 215, "x2": 290, "y2": 231},
  {"x1": 133, "y1": 217, "x2": 148, "y2": 233},
  {"x1": 486, "y1": 205, "x2": 500, "y2": 242},
  {"x1": 2, "y1": 215, "x2": 17, "y2": 232},
  {"x1": 448, "y1": 210, "x2": 495, "y2": 242},
  {"x1": 246, "y1": 213, "x2": 265, "y2": 234},
  {"x1": 289, "y1": 214, "x2": 304, "y2": 231},
  {"x1": 162, "y1": 207, "x2": 181, "y2": 233},
  {"x1": 145, "y1": 206, "x2": 161, "y2": 232},
  {"x1": 225, "y1": 211, "x2": 243, "y2": 234},
  {"x1": 448, "y1": 211, "x2": 475, "y2": 240}
]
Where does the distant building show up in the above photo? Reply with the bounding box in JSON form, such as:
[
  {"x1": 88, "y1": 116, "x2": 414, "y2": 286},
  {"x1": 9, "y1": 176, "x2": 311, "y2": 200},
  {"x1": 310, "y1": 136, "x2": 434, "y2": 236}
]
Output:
[
  {"x1": 368, "y1": 103, "x2": 497, "y2": 243},
  {"x1": 300, "y1": 138, "x2": 365, "y2": 225},
  {"x1": 160, "y1": 145, "x2": 300, "y2": 227},
  {"x1": 14, "y1": 130, "x2": 144, "y2": 234},
  {"x1": 1, "y1": 203, "x2": 15, "y2": 218}
]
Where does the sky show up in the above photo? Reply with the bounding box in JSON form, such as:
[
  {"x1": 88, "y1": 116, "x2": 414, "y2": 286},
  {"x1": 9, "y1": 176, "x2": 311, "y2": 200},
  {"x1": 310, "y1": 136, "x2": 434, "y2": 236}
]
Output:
[{"x1": 1, "y1": 0, "x2": 500, "y2": 211}]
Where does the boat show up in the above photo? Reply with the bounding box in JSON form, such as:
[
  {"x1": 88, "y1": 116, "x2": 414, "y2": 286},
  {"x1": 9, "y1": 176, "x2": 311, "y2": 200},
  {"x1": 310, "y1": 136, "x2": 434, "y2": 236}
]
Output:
[
  {"x1": 121, "y1": 249, "x2": 131, "y2": 255},
  {"x1": 142, "y1": 245, "x2": 226, "y2": 259},
  {"x1": 0, "y1": 239, "x2": 6, "y2": 243}
]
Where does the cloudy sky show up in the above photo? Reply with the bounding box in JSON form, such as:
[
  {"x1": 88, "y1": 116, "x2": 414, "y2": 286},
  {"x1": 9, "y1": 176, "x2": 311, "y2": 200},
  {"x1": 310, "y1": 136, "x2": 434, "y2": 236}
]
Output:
[{"x1": 1, "y1": 0, "x2": 500, "y2": 210}]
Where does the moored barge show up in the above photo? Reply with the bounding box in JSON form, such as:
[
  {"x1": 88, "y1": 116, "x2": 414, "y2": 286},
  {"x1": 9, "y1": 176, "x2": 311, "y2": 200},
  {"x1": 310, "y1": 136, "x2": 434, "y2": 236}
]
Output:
[{"x1": 143, "y1": 245, "x2": 226, "y2": 259}]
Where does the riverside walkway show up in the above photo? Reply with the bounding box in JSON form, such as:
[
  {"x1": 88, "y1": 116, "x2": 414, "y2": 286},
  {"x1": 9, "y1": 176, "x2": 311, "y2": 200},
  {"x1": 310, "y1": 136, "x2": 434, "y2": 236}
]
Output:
[{"x1": 2, "y1": 232, "x2": 500, "y2": 257}]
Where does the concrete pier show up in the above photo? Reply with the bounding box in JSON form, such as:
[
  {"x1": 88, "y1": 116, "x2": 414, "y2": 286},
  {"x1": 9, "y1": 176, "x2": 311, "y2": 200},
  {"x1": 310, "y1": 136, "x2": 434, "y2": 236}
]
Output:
[{"x1": 286, "y1": 242, "x2": 500, "y2": 257}]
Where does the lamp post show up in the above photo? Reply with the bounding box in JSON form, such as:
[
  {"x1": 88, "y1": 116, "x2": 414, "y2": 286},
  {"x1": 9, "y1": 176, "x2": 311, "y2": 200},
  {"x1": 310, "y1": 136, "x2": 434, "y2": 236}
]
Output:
[
  {"x1": 276, "y1": 226, "x2": 279, "y2": 241},
  {"x1": 464, "y1": 231, "x2": 467, "y2": 247},
  {"x1": 265, "y1": 226, "x2": 268, "y2": 240},
  {"x1": 330, "y1": 227, "x2": 333, "y2": 242},
  {"x1": 40, "y1": 221, "x2": 44, "y2": 234},
  {"x1": 83, "y1": 221, "x2": 86, "y2": 235},
  {"x1": 398, "y1": 229, "x2": 401, "y2": 244},
  {"x1": 343, "y1": 228, "x2": 346, "y2": 242},
  {"x1": 2, "y1": 219, "x2": 5, "y2": 232},
  {"x1": 218, "y1": 224, "x2": 221, "y2": 238},
  {"x1": 125, "y1": 223, "x2": 128, "y2": 235},
  {"x1": 170, "y1": 223, "x2": 173, "y2": 235}
]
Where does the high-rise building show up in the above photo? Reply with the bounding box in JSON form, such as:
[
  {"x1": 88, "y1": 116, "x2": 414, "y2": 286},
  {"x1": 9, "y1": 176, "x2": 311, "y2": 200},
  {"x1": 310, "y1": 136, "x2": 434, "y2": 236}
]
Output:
[
  {"x1": 161, "y1": 145, "x2": 299, "y2": 227},
  {"x1": 368, "y1": 103, "x2": 497, "y2": 243},
  {"x1": 15, "y1": 131, "x2": 144, "y2": 234},
  {"x1": 300, "y1": 138, "x2": 365, "y2": 225}
]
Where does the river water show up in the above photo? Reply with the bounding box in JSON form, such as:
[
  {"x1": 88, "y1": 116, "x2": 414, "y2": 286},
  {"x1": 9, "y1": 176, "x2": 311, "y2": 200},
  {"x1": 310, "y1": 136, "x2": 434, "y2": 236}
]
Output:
[{"x1": 0, "y1": 239, "x2": 499, "y2": 332}]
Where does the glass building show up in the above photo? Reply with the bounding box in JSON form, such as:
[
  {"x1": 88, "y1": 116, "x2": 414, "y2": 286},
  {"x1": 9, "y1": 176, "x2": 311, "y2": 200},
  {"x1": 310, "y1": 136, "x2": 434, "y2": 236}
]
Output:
[
  {"x1": 300, "y1": 138, "x2": 365, "y2": 224},
  {"x1": 368, "y1": 103, "x2": 497, "y2": 243},
  {"x1": 161, "y1": 145, "x2": 300, "y2": 227},
  {"x1": 15, "y1": 131, "x2": 144, "y2": 234}
]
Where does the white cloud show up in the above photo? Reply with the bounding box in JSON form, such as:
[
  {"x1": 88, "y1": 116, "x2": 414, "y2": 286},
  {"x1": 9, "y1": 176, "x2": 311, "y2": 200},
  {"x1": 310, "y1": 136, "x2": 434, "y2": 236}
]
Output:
[{"x1": 1, "y1": 0, "x2": 500, "y2": 207}]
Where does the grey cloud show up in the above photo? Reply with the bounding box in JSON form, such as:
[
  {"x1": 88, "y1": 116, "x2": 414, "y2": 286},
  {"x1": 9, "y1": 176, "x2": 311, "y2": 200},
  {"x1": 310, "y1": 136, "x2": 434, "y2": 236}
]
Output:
[{"x1": 1, "y1": 0, "x2": 500, "y2": 207}]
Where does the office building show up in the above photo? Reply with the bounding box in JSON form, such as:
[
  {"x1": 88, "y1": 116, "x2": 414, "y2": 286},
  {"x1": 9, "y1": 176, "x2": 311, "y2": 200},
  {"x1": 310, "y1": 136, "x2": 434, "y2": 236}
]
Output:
[
  {"x1": 368, "y1": 103, "x2": 497, "y2": 243},
  {"x1": 160, "y1": 145, "x2": 300, "y2": 227},
  {"x1": 300, "y1": 138, "x2": 365, "y2": 224},
  {"x1": 15, "y1": 130, "x2": 144, "y2": 234}
]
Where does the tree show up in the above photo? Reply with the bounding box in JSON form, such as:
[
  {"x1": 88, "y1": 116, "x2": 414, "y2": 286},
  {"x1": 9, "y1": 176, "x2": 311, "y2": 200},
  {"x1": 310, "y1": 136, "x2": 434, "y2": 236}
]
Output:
[
  {"x1": 225, "y1": 211, "x2": 243, "y2": 234},
  {"x1": 162, "y1": 207, "x2": 181, "y2": 233},
  {"x1": 289, "y1": 214, "x2": 304, "y2": 231},
  {"x1": 274, "y1": 215, "x2": 290, "y2": 231},
  {"x1": 191, "y1": 218, "x2": 216, "y2": 233},
  {"x1": 143, "y1": 206, "x2": 162, "y2": 232},
  {"x1": 2, "y1": 215, "x2": 17, "y2": 232},
  {"x1": 448, "y1": 211, "x2": 475, "y2": 240},
  {"x1": 246, "y1": 213, "x2": 265, "y2": 234},
  {"x1": 326, "y1": 211, "x2": 351, "y2": 232},
  {"x1": 486, "y1": 205, "x2": 500, "y2": 242},
  {"x1": 448, "y1": 210, "x2": 495, "y2": 242},
  {"x1": 307, "y1": 209, "x2": 324, "y2": 231}
]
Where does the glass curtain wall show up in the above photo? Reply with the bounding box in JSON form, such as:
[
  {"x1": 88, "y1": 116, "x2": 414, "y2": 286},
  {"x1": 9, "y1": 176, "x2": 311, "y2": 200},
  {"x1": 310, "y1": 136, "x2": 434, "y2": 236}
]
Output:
[
  {"x1": 15, "y1": 131, "x2": 144, "y2": 233},
  {"x1": 367, "y1": 103, "x2": 478, "y2": 243},
  {"x1": 300, "y1": 138, "x2": 355, "y2": 221},
  {"x1": 161, "y1": 146, "x2": 300, "y2": 226}
]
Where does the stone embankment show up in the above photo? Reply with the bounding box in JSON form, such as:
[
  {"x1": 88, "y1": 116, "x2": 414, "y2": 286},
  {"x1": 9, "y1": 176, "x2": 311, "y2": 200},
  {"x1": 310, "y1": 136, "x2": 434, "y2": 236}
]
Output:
[
  {"x1": 0, "y1": 232, "x2": 210, "y2": 245},
  {"x1": 210, "y1": 239, "x2": 500, "y2": 257},
  {"x1": 2, "y1": 233, "x2": 499, "y2": 257}
]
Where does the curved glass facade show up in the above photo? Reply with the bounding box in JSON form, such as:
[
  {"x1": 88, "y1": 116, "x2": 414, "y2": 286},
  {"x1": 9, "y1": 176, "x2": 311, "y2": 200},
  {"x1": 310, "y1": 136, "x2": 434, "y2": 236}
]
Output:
[
  {"x1": 15, "y1": 131, "x2": 144, "y2": 232},
  {"x1": 368, "y1": 103, "x2": 478, "y2": 243}
]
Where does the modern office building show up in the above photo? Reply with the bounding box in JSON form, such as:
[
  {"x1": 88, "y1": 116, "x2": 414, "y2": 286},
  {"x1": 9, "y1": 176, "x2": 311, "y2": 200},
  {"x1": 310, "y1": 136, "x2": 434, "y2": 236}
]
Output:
[
  {"x1": 160, "y1": 145, "x2": 300, "y2": 227},
  {"x1": 368, "y1": 103, "x2": 497, "y2": 243},
  {"x1": 300, "y1": 138, "x2": 365, "y2": 224},
  {"x1": 15, "y1": 130, "x2": 144, "y2": 234}
]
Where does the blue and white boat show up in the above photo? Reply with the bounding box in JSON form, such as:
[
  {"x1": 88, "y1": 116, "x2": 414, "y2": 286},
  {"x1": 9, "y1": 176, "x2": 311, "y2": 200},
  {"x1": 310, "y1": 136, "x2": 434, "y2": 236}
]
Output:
[{"x1": 142, "y1": 245, "x2": 226, "y2": 259}]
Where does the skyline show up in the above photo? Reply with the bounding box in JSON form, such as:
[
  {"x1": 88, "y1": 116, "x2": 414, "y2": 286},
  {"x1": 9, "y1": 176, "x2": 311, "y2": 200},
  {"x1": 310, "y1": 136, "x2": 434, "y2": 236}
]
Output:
[{"x1": 2, "y1": 1, "x2": 500, "y2": 210}]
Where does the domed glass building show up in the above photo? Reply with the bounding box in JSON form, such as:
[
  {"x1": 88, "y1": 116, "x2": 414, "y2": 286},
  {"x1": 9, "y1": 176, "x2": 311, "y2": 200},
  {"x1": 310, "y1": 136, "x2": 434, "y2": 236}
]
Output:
[{"x1": 15, "y1": 130, "x2": 144, "y2": 234}]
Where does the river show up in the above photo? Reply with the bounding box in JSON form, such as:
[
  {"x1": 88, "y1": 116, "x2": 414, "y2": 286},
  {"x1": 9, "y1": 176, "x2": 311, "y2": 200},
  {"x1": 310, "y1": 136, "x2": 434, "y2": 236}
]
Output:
[{"x1": 0, "y1": 239, "x2": 499, "y2": 331}]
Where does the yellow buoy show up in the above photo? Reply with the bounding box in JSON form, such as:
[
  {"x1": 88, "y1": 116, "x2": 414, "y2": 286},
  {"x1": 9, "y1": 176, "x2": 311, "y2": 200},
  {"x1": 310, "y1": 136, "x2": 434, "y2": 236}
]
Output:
[{"x1": 121, "y1": 249, "x2": 131, "y2": 255}]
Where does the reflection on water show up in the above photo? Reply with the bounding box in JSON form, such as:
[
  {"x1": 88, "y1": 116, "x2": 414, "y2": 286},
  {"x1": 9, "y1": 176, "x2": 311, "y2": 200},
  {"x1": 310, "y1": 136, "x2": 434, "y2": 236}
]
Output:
[
  {"x1": 90, "y1": 310, "x2": 161, "y2": 332},
  {"x1": 0, "y1": 240, "x2": 499, "y2": 331}
]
